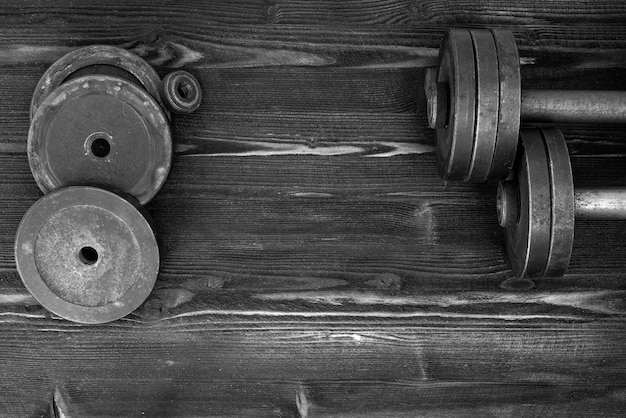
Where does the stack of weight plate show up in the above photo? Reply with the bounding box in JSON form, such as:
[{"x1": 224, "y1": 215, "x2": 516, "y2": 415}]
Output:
[
  {"x1": 14, "y1": 46, "x2": 201, "y2": 324},
  {"x1": 426, "y1": 29, "x2": 626, "y2": 279}
]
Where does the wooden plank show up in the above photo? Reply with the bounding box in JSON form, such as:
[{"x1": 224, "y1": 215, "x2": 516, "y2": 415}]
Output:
[
  {"x1": 0, "y1": 29, "x2": 624, "y2": 71},
  {"x1": 2, "y1": 154, "x2": 626, "y2": 279},
  {"x1": 0, "y1": 316, "x2": 625, "y2": 416},
  {"x1": 2, "y1": 67, "x2": 626, "y2": 152}
]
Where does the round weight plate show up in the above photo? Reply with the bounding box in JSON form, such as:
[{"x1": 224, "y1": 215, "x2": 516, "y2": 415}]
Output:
[
  {"x1": 540, "y1": 127, "x2": 575, "y2": 277},
  {"x1": 465, "y1": 29, "x2": 500, "y2": 182},
  {"x1": 161, "y1": 70, "x2": 203, "y2": 114},
  {"x1": 28, "y1": 75, "x2": 172, "y2": 205},
  {"x1": 14, "y1": 187, "x2": 159, "y2": 324},
  {"x1": 504, "y1": 129, "x2": 552, "y2": 277},
  {"x1": 424, "y1": 67, "x2": 449, "y2": 129},
  {"x1": 30, "y1": 45, "x2": 164, "y2": 119},
  {"x1": 436, "y1": 29, "x2": 477, "y2": 180},
  {"x1": 488, "y1": 29, "x2": 521, "y2": 180}
]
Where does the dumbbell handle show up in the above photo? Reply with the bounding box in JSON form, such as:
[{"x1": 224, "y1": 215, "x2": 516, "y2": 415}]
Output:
[
  {"x1": 522, "y1": 90, "x2": 626, "y2": 124},
  {"x1": 575, "y1": 188, "x2": 626, "y2": 219},
  {"x1": 426, "y1": 68, "x2": 626, "y2": 129},
  {"x1": 497, "y1": 184, "x2": 626, "y2": 227}
]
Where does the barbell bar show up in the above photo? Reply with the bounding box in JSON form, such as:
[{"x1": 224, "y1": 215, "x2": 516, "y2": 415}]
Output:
[
  {"x1": 496, "y1": 127, "x2": 626, "y2": 278},
  {"x1": 425, "y1": 28, "x2": 626, "y2": 182}
]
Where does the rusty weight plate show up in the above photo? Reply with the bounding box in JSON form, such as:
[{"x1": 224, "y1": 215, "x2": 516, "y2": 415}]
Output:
[
  {"x1": 14, "y1": 187, "x2": 159, "y2": 324},
  {"x1": 503, "y1": 129, "x2": 552, "y2": 277},
  {"x1": 161, "y1": 70, "x2": 203, "y2": 114},
  {"x1": 465, "y1": 29, "x2": 500, "y2": 182},
  {"x1": 488, "y1": 29, "x2": 521, "y2": 180},
  {"x1": 424, "y1": 67, "x2": 448, "y2": 129},
  {"x1": 540, "y1": 128, "x2": 575, "y2": 277},
  {"x1": 30, "y1": 45, "x2": 165, "y2": 119},
  {"x1": 435, "y1": 29, "x2": 477, "y2": 181},
  {"x1": 28, "y1": 75, "x2": 172, "y2": 205}
]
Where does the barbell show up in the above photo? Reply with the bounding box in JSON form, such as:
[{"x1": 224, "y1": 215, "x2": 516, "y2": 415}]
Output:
[
  {"x1": 425, "y1": 28, "x2": 626, "y2": 182},
  {"x1": 496, "y1": 127, "x2": 626, "y2": 278}
]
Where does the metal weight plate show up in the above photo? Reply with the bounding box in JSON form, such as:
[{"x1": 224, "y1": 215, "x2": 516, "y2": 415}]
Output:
[
  {"x1": 424, "y1": 67, "x2": 448, "y2": 129},
  {"x1": 488, "y1": 29, "x2": 521, "y2": 180},
  {"x1": 31, "y1": 45, "x2": 165, "y2": 120},
  {"x1": 504, "y1": 129, "x2": 552, "y2": 277},
  {"x1": 436, "y1": 29, "x2": 477, "y2": 180},
  {"x1": 14, "y1": 187, "x2": 159, "y2": 324},
  {"x1": 28, "y1": 75, "x2": 172, "y2": 205},
  {"x1": 540, "y1": 128, "x2": 575, "y2": 277},
  {"x1": 161, "y1": 70, "x2": 203, "y2": 114},
  {"x1": 465, "y1": 29, "x2": 500, "y2": 182}
]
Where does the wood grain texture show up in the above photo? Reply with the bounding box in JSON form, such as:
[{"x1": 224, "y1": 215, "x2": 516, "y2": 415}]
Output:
[
  {"x1": 0, "y1": 316, "x2": 625, "y2": 416},
  {"x1": 0, "y1": 0, "x2": 625, "y2": 416}
]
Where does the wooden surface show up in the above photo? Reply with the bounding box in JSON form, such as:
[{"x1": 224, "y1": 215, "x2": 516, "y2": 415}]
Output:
[{"x1": 1, "y1": 1, "x2": 626, "y2": 416}]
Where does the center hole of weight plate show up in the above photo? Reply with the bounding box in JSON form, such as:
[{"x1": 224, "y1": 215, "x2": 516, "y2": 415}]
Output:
[
  {"x1": 177, "y1": 81, "x2": 193, "y2": 100},
  {"x1": 91, "y1": 137, "x2": 111, "y2": 158},
  {"x1": 78, "y1": 246, "x2": 99, "y2": 265}
]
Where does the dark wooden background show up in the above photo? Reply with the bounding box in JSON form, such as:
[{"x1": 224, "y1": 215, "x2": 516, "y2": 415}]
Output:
[{"x1": 1, "y1": 1, "x2": 625, "y2": 416}]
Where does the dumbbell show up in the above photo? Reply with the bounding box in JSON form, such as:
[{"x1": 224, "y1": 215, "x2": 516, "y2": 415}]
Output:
[
  {"x1": 496, "y1": 127, "x2": 626, "y2": 278},
  {"x1": 425, "y1": 28, "x2": 626, "y2": 182},
  {"x1": 28, "y1": 45, "x2": 202, "y2": 205},
  {"x1": 14, "y1": 187, "x2": 159, "y2": 323}
]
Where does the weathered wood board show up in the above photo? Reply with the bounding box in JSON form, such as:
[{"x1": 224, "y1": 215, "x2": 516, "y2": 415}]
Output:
[{"x1": 0, "y1": 1, "x2": 625, "y2": 416}]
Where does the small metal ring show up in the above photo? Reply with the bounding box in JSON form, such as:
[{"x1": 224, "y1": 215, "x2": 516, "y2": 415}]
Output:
[{"x1": 161, "y1": 70, "x2": 202, "y2": 114}]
